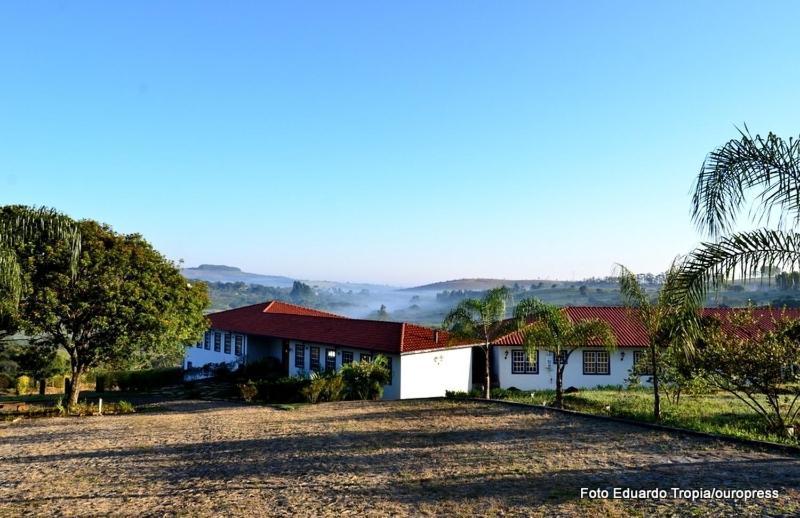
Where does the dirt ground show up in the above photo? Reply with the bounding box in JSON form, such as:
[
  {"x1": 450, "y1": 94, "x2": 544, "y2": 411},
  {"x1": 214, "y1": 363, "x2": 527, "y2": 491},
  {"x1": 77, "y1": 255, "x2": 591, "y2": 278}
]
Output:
[{"x1": 0, "y1": 399, "x2": 798, "y2": 517}]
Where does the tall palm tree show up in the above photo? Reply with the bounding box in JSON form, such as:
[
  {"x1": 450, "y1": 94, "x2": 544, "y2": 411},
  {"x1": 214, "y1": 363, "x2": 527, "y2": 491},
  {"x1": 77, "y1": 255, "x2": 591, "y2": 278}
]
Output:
[
  {"x1": 514, "y1": 298, "x2": 616, "y2": 408},
  {"x1": 674, "y1": 128, "x2": 800, "y2": 305},
  {"x1": 617, "y1": 263, "x2": 697, "y2": 421},
  {"x1": 443, "y1": 287, "x2": 510, "y2": 399}
]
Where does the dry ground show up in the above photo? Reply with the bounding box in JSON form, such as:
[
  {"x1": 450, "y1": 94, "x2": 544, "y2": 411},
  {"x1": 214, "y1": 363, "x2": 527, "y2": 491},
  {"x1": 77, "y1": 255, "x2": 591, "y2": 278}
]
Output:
[{"x1": 0, "y1": 399, "x2": 798, "y2": 517}]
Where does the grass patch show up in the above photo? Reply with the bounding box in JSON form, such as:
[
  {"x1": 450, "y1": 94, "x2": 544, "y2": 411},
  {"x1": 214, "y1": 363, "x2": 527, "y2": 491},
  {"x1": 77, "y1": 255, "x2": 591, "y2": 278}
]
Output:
[{"x1": 498, "y1": 387, "x2": 798, "y2": 445}]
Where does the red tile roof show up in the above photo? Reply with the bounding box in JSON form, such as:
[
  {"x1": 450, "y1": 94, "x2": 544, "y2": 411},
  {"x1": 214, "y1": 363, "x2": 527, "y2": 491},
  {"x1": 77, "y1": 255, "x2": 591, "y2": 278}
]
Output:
[
  {"x1": 208, "y1": 301, "x2": 455, "y2": 353},
  {"x1": 262, "y1": 300, "x2": 345, "y2": 318},
  {"x1": 493, "y1": 306, "x2": 800, "y2": 348}
]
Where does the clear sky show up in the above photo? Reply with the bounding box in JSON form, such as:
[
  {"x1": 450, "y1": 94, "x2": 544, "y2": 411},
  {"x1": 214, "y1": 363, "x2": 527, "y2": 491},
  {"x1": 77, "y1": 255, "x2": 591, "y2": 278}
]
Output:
[{"x1": 1, "y1": 2, "x2": 799, "y2": 286}]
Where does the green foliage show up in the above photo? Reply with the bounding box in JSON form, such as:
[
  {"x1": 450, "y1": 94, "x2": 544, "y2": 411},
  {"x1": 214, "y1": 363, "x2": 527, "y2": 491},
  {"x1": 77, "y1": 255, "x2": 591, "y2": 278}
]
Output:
[
  {"x1": 514, "y1": 298, "x2": 616, "y2": 408},
  {"x1": 256, "y1": 376, "x2": 311, "y2": 403},
  {"x1": 115, "y1": 400, "x2": 135, "y2": 414},
  {"x1": 675, "y1": 129, "x2": 800, "y2": 306},
  {"x1": 442, "y1": 287, "x2": 511, "y2": 399},
  {"x1": 96, "y1": 367, "x2": 183, "y2": 392},
  {"x1": 445, "y1": 389, "x2": 481, "y2": 399},
  {"x1": 302, "y1": 370, "x2": 345, "y2": 403},
  {"x1": 15, "y1": 374, "x2": 30, "y2": 395},
  {"x1": 692, "y1": 310, "x2": 800, "y2": 436},
  {"x1": 238, "y1": 380, "x2": 258, "y2": 402},
  {"x1": 239, "y1": 357, "x2": 284, "y2": 381},
  {"x1": 0, "y1": 372, "x2": 12, "y2": 390},
  {"x1": 340, "y1": 355, "x2": 391, "y2": 400},
  {"x1": 4, "y1": 213, "x2": 210, "y2": 405}
]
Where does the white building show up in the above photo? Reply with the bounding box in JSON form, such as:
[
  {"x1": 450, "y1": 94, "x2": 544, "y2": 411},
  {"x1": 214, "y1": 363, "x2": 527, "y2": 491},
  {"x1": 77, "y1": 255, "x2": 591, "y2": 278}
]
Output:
[
  {"x1": 184, "y1": 301, "x2": 474, "y2": 400},
  {"x1": 489, "y1": 307, "x2": 650, "y2": 391}
]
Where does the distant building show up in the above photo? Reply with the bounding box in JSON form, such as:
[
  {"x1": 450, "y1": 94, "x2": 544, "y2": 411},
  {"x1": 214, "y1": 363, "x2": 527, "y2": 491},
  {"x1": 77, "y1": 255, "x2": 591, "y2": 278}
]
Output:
[
  {"x1": 184, "y1": 300, "x2": 474, "y2": 399},
  {"x1": 186, "y1": 302, "x2": 800, "y2": 398}
]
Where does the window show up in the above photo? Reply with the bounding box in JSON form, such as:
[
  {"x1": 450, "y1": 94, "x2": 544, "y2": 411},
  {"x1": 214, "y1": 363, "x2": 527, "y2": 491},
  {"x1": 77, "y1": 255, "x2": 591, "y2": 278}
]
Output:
[
  {"x1": 196, "y1": 339, "x2": 202, "y2": 349},
  {"x1": 342, "y1": 351, "x2": 354, "y2": 365},
  {"x1": 325, "y1": 349, "x2": 336, "y2": 371},
  {"x1": 360, "y1": 352, "x2": 372, "y2": 363},
  {"x1": 310, "y1": 346, "x2": 320, "y2": 372},
  {"x1": 204, "y1": 332, "x2": 211, "y2": 350},
  {"x1": 234, "y1": 335, "x2": 244, "y2": 356},
  {"x1": 223, "y1": 333, "x2": 232, "y2": 354},
  {"x1": 294, "y1": 344, "x2": 305, "y2": 370},
  {"x1": 633, "y1": 350, "x2": 652, "y2": 375},
  {"x1": 214, "y1": 332, "x2": 222, "y2": 352},
  {"x1": 511, "y1": 350, "x2": 538, "y2": 374},
  {"x1": 385, "y1": 356, "x2": 392, "y2": 385},
  {"x1": 583, "y1": 350, "x2": 610, "y2": 375}
]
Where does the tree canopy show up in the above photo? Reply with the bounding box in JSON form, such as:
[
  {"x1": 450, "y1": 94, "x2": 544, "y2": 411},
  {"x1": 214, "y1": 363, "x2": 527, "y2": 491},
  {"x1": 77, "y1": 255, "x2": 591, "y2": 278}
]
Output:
[{"x1": 1, "y1": 206, "x2": 210, "y2": 405}]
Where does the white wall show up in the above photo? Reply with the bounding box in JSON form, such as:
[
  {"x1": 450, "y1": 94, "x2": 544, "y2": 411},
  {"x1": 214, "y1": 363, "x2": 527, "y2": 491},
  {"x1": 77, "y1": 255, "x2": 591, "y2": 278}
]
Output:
[
  {"x1": 494, "y1": 345, "x2": 645, "y2": 391},
  {"x1": 184, "y1": 330, "x2": 247, "y2": 369},
  {"x1": 400, "y1": 346, "x2": 473, "y2": 399}
]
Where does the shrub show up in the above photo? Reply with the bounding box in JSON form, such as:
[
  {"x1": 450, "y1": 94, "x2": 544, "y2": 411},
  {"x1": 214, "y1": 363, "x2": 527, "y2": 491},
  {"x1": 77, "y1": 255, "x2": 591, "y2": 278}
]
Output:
[
  {"x1": 0, "y1": 372, "x2": 13, "y2": 390},
  {"x1": 15, "y1": 375, "x2": 31, "y2": 395},
  {"x1": 240, "y1": 357, "x2": 284, "y2": 381},
  {"x1": 100, "y1": 367, "x2": 183, "y2": 392},
  {"x1": 114, "y1": 400, "x2": 135, "y2": 414},
  {"x1": 490, "y1": 387, "x2": 512, "y2": 399},
  {"x1": 256, "y1": 376, "x2": 311, "y2": 403},
  {"x1": 302, "y1": 371, "x2": 345, "y2": 403},
  {"x1": 340, "y1": 355, "x2": 391, "y2": 400},
  {"x1": 238, "y1": 380, "x2": 258, "y2": 402}
]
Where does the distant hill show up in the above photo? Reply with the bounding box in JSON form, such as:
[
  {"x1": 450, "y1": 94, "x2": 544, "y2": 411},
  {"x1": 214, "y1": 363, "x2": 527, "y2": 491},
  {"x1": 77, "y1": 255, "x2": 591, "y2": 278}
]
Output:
[
  {"x1": 181, "y1": 264, "x2": 296, "y2": 288},
  {"x1": 407, "y1": 278, "x2": 560, "y2": 292}
]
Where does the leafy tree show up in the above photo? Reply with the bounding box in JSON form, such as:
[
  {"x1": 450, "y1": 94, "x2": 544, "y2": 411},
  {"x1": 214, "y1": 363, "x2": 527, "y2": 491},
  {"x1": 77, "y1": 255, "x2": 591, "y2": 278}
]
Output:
[
  {"x1": 617, "y1": 263, "x2": 697, "y2": 421},
  {"x1": 693, "y1": 309, "x2": 800, "y2": 436},
  {"x1": 0, "y1": 206, "x2": 80, "y2": 342},
  {"x1": 443, "y1": 287, "x2": 511, "y2": 399},
  {"x1": 340, "y1": 355, "x2": 391, "y2": 400},
  {"x1": 14, "y1": 217, "x2": 209, "y2": 405},
  {"x1": 376, "y1": 304, "x2": 389, "y2": 320},
  {"x1": 290, "y1": 281, "x2": 314, "y2": 305},
  {"x1": 514, "y1": 298, "x2": 616, "y2": 408},
  {"x1": 675, "y1": 128, "x2": 800, "y2": 305}
]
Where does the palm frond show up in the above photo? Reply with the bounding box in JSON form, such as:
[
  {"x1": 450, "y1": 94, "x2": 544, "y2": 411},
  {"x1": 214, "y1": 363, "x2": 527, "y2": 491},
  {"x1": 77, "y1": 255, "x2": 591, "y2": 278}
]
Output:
[
  {"x1": 674, "y1": 229, "x2": 800, "y2": 307},
  {"x1": 569, "y1": 318, "x2": 617, "y2": 350},
  {"x1": 615, "y1": 264, "x2": 651, "y2": 309},
  {"x1": 691, "y1": 127, "x2": 800, "y2": 237}
]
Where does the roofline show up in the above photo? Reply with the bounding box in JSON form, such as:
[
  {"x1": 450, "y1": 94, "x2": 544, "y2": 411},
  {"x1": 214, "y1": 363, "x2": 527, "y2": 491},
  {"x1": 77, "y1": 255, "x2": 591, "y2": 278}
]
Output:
[{"x1": 401, "y1": 342, "x2": 482, "y2": 355}]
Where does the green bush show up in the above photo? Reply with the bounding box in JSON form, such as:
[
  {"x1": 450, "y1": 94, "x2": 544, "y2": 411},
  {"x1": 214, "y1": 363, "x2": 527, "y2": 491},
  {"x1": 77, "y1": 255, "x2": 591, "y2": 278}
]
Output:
[
  {"x1": 0, "y1": 372, "x2": 13, "y2": 390},
  {"x1": 98, "y1": 367, "x2": 183, "y2": 392},
  {"x1": 240, "y1": 357, "x2": 284, "y2": 381},
  {"x1": 115, "y1": 400, "x2": 135, "y2": 414},
  {"x1": 302, "y1": 371, "x2": 345, "y2": 403},
  {"x1": 340, "y1": 355, "x2": 391, "y2": 400},
  {"x1": 238, "y1": 380, "x2": 258, "y2": 402},
  {"x1": 256, "y1": 376, "x2": 311, "y2": 403},
  {"x1": 445, "y1": 389, "x2": 482, "y2": 399},
  {"x1": 15, "y1": 375, "x2": 31, "y2": 395}
]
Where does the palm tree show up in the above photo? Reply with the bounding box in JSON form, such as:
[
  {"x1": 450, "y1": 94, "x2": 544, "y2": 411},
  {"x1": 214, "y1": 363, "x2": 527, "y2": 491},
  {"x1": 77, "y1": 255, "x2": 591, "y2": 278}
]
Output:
[
  {"x1": 514, "y1": 298, "x2": 616, "y2": 408},
  {"x1": 674, "y1": 128, "x2": 800, "y2": 305},
  {"x1": 616, "y1": 263, "x2": 697, "y2": 421},
  {"x1": 0, "y1": 206, "x2": 80, "y2": 339},
  {"x1": 442, "y1": 287, "x2": 511, "y2": 399}
]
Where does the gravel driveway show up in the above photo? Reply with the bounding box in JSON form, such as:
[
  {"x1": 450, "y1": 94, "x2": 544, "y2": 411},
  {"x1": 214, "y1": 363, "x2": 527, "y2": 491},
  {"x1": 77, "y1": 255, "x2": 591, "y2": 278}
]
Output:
[{"x1": 1, "y1": 399, "x2": 798, "y2": 516}]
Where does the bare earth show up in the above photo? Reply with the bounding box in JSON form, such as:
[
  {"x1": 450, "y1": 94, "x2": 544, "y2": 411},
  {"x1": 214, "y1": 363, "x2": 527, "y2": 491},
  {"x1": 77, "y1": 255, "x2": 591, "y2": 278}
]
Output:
[{"x1": 1, "y1": 400, "x2": 798, "y2": 517}]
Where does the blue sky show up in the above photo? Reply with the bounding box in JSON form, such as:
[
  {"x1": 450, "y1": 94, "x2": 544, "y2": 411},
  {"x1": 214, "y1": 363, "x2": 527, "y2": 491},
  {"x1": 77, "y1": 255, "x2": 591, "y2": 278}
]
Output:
[{"x1": 1, "y1": 2, "x2": 799, "y2": 286}]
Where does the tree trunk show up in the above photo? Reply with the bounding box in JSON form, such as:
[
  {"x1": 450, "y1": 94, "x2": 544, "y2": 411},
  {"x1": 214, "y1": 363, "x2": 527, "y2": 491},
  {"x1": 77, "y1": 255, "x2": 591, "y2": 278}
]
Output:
[
  {"x1": 39, "y1": 379, "x2": 46, "y2": 395},
  {"x1": 67, "y1": 365, "x2": 83, "y2": 407},
  {"x1": 651, "y1": 343, "x2": 660, "y2": 421},
  {"x1": 484, "y1": 345, "x2": 491, "y2": 399},
  {"x1": 555, "y1": 364, "x2": 564, "y2": 408}
]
